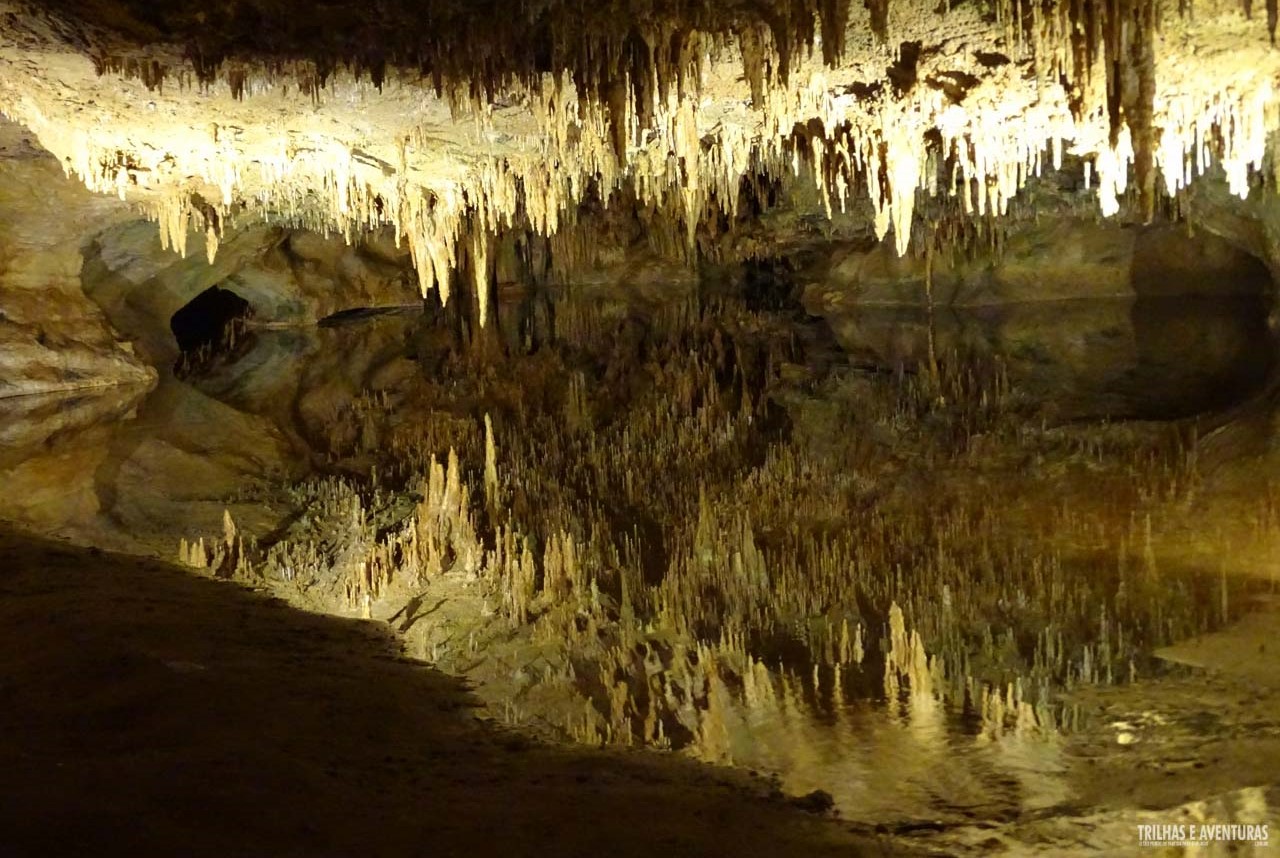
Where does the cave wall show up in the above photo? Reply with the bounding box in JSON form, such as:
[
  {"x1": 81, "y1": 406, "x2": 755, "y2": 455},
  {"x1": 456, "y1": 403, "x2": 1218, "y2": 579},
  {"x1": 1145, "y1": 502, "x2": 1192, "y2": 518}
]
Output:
[
  {"x1": 802, "y1": 219, "x2": 1272, "y2": 311},
  {"x1": 0, "y1": 120, "x2": 155, "y2": 398},
  {"x1": 78, "y1": 220, "x2": 422, "y2": 365},
  {"x1": 1187, "y1": 166, "x2": 1280, "y2": 305}
]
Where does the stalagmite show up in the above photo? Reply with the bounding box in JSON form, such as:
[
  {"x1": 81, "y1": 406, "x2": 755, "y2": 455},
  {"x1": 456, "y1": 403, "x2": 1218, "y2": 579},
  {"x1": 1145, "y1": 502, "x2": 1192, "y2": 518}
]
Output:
[{"x1": 484, "y1": 413, "x2": 498, "y2": 506}]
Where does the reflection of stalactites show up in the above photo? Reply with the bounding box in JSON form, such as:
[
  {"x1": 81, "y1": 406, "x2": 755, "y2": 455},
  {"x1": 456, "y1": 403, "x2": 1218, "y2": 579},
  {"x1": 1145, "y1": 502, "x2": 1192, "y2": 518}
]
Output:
[
  {"x1": 884, "y1": 601, "x2": 936, "y2": 706},
  {"x1": 483, "y1": 413, "x2": 498, "y2": 507}
]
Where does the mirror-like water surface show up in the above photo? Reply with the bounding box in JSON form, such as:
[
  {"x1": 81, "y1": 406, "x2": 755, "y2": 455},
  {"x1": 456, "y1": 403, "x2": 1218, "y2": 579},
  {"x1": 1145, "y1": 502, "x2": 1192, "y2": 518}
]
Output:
[{"x1": 2, "y1": 292, "x2": 1277, "y2": 852}]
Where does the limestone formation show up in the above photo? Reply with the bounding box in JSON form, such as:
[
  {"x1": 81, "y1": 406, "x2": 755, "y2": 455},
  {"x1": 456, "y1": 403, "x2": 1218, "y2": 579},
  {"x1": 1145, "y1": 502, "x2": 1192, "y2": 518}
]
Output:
[
  {"x1": 3, "y1": 2, "x2": 1279, "y2": 848},
  {"x1": 1, "y1": 1, "x2": 1278, "y2": 325}
]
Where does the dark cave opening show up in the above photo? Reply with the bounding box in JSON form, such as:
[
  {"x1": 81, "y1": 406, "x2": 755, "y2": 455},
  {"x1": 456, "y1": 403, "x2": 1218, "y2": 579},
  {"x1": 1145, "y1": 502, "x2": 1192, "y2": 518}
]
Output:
[{"x1": 170, "y1": 285, "x2": 254, "y2": 375}]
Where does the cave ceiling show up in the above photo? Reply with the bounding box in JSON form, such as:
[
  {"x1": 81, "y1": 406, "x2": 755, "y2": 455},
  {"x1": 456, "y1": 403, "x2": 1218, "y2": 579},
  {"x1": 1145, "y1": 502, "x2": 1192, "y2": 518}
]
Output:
[{"x1": 0, "y1": 0, "x2": 1277, "y2": 322}]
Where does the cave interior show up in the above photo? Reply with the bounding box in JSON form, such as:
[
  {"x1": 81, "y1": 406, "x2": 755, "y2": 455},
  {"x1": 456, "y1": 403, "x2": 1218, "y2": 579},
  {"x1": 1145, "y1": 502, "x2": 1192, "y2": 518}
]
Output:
[{"x1": 0, "y1": 0, "x2": 1279, "y2": 855}]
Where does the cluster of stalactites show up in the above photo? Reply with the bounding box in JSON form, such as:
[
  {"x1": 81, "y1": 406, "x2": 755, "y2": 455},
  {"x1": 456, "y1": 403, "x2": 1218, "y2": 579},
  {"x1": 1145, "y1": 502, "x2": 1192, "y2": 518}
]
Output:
[
  {"x1": 84, "y1": 0, "x2": 860, "y2": 123},
  {"x1": 137, "y1": 77, "x2": 1275, "y2": 324},
  {"x1": 11, "y1": 0, "x2": 1280, "y2": 326}
]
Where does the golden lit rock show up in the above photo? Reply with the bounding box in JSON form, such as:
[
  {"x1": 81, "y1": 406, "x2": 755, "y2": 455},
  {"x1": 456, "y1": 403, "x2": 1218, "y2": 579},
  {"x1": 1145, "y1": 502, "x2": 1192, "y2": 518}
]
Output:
[{"x1": 3, "y1": 1, "x2": 1278, "y2": 322}]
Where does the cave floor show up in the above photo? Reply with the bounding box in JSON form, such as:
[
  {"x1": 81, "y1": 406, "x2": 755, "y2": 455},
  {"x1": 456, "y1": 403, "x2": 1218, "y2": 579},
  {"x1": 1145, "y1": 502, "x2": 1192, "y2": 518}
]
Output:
[{"x1": 0, "y1": 525, "x2": 901, "y2": 858}]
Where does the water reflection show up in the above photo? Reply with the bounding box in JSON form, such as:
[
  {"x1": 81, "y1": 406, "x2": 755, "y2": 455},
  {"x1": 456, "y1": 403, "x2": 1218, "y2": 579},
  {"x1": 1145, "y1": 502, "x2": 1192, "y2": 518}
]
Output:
[
  {"x1": 821, "y1": 296, "x2": 1275, "y2": 420},
  {"x1": 695, "y1": 660, "x2": 1071, "y2": 826},
  {"x1": 0, "y1": 383, "x2": 150, "y2": 532},
  {"x1": 1, "y1": 293, "x2": 1274, "y2": 840}
]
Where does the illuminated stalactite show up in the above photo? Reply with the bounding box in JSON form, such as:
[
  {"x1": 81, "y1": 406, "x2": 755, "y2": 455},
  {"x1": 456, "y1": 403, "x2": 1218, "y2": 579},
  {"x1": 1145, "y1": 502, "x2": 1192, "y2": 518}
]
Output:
[
  {"x1": 1101, "y1": 0, "x2": 1159, "y2": 222},
  {"x1": 1, "y1": 0, "x2": 1278, "y2": 324}
]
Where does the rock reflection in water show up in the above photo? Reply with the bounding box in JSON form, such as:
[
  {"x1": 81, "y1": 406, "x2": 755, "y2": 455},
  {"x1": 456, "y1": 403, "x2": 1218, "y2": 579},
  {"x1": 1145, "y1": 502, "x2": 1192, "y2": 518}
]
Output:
[
  {"x1": 823, "y1": 295, "x2": 1275, "y2": 420},
  {"x1": 0, "y1": 382, "x2": 150, "y2": 531},
  {"x1": 7, "y1": 291, "x2": 1277, "y2": 852},
  {"x1": 697, "y1": 660, "x2": 1072, "y2": 826}
]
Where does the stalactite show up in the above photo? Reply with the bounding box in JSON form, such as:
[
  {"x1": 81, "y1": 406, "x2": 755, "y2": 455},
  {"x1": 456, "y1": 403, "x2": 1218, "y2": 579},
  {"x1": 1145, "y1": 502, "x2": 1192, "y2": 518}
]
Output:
[
  {"x1": 866, "y1": 0, "x2": 891, "y2": 43},
  {"x1": 5, "y1": 0, "x2": 1279, "y2": 325}
]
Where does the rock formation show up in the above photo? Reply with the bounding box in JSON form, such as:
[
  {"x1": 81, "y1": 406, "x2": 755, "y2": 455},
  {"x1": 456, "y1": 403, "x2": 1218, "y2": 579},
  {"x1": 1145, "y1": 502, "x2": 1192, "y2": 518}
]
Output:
[
  {"x1": 1, "y1": 4, "x2": 1279, "y2": 851},
  {"x1": 0, "y1": 118, "x2": 154, "y2": 396},
  {"x1": 1, "y1": 0, "x2": 1277, "y2": 324}
]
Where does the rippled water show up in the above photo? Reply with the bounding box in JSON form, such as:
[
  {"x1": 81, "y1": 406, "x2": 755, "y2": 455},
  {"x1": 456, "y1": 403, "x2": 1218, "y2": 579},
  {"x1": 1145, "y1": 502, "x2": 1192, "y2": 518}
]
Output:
[{"x1": 698, "y1": 664, "x2": 1073, "y2": 826}]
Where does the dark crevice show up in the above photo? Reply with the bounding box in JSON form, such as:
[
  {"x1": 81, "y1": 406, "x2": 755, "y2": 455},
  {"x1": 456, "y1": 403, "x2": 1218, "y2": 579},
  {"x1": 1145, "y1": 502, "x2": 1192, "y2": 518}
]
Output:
[{"x1": 170, "y1": 284, "x2": 254, "y2": 377}]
